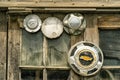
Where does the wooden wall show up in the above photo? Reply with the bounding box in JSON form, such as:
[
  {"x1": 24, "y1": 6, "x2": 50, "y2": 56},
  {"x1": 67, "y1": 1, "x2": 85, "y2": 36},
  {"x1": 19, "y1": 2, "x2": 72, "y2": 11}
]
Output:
[
  {"x1": 7, "y1": 13, "x2": 120, "y2": 80},
  {"x1": 0, "y1": 11, "x2": 119, "y2": 80}
]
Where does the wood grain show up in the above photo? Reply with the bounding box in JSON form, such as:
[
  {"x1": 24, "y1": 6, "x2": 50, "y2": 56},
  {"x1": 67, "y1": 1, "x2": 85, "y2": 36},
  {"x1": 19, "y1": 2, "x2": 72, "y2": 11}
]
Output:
[
  {"x1": 98, "y1": 14, "x2": 120, "y2": 29},
  {"x1": 0, "y1": 12, "x2": 7, "y2": 80},
  {"x1": 83, "y1": 14, "x2": 100, "y2": 80},
  {"x1": 84, "y1": 14, "x2": 99, "y2": 45},
  {"x1": 7, "y1": 15, "x2": 21, "y2": 80},
  {"x1": 0, "y1": 1, "x2": 120, "y2": 8},
  {"x1": 35, "y1": 71, "x2": 40, "y2": 80},
  {"x1": 43, "y1": 69, "x2": 47, "y2": 80},
  {"x1": 70, "y1": 30, "x2": 84, "y2": 80},
  {"x1": 6, "y1": 13, "x2": 120, "y2": 80}
]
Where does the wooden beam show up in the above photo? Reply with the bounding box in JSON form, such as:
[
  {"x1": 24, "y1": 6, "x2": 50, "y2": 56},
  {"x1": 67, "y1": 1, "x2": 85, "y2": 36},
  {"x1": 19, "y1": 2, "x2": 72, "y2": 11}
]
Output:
[
  {"x1": 70, "y1": 30, "x2": 84, "y2": 80},
  {"x1": 83, "y1": 14, "x2": 100, "y2": 80},
  {"x1": 19, "y1": 66, "x2": 44, "y2": 70},
  {"x1": 102, "y1": 66, "x2": 120, "y2": 69},
  {"x1": 19, "y1": 65, "x2": 120, "y2": 70},
  {"x1": 98, "y1": 14, "x2": 120, "y2": 29},
  {"x1": 84, "y1": 14, "x2": 99, "y2": 45},
  {"x1": 19, "y1": 66, "x2": 70, "y2": 70},
  {"x1": 43, "y1": 69, "x2": 47, "y2": 80},
  {"x1": 0, "y1": 1, "x2": 120, "y2": 8},
  {"x1": 0, "y1": 11, "x2": 7, "y2": 80},
  {"x1": 7, "y1": 8, "x2": 120, "y2": 13},
  {"x1": 7, "y1": 15, "x2": 21, "y2": 80},
  {"x1": 35, "y1": 71, "x2": 40, "y2": 80}
]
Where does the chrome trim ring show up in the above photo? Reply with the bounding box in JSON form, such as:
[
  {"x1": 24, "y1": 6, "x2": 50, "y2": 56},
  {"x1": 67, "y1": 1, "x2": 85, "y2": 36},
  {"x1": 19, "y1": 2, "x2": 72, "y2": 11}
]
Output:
[{"x1": 68, "y1": 41, "x2": 104, "y2": 76}]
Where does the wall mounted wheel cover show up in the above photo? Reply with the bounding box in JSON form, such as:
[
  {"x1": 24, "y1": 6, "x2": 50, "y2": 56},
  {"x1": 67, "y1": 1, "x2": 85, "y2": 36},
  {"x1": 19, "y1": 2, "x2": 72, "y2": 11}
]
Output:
[
  {"x1": 23, "y1": 14, "x2": 42, "y2": 33},
  {"x1": 68, "y1": 41, "x2": 104, "y2": 76},
  {"x1": 42, "y1": 17, "x2": 63, "y2": 39},
  {"x1": 63, "y1": 13, "x2": 86, "y2": 35}
]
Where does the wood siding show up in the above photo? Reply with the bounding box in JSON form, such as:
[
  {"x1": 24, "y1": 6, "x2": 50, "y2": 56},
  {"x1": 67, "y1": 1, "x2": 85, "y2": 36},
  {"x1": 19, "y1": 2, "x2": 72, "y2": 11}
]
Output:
[
  {"x1": 7, "y1": 15, "x2": 21, "y2": 80},
  {"x1": 0, "y1": 11, "x2": 7, "y2": 80},
  {"x1": 0, "y1": 10, "x2": 119, "y2": 80}
]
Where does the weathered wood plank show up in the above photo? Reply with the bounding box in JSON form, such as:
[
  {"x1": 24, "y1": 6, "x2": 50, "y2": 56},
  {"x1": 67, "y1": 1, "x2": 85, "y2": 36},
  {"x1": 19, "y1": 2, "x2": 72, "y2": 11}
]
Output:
[
  {"x1": 43, "y1": 37, "x2": 48, "y2": 80},
  {"x1": 83, "y1": 14, "x2": 100, "y2": 80},
  {"x1": 71, "y1": 0, "x2": 105, "y2": 1},
  {"x1": 8, "y1": 8, "x2": 120, "y2": 13},
  {"x1": 84, "y1": 14, "x2": 99, "y2": 45},
  {"x1": 17, "y1": 0, "x2": 36, "y2": 2},
  {"x1": 19, "y1": 65, "x2": 120, "y2": 70},
  {"x1": 0, "y1": 1, "x2": 120, "y2": 8},
  {"x1": 71, "y1": 34, "x2": 84, "y2": 46},
  {"x1": 40, "y1": 0, "x2": 52, "y2": 1},
  {"x1": 43, "y1": 37, "x2": 48, "y2": 66},
  {"x1": 0, "y1": 11, "x2": 7, "y2": 80},
  {"x1": 52, "y1": 0, "x2": 71, "y2": 1},
  {"x1": 102, "y1": 66, "x2": 120, "y2": 69},
  {"x1": 70, "y1": 32, "x2": 84, "y2": 80},
  {"x1": 43, "y1": 69, "x2": 47, "y2": 80},
  {"x1": 98, "y1": 14, "x2": 120, "y2": 29},
  {"x1": 19, "y1": 66, "x2": 70, "y2": 70},
  {"x1": 8, "y1": 15, "x2": 21, "y2": 80},
  {"x1": 35, "y1": 71, "x2": 40, "y2": 80},
  {"x1": 5, "y1": 0, "x2": 118, "y2": 2}
]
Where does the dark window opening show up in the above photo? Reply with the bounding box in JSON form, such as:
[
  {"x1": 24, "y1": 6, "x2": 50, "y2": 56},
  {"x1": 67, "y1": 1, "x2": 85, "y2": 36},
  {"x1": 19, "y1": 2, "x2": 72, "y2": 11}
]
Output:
[
  {"x1": 99, "y1": 29, "x2": 120, "y2": 66},
  {"x1": 21, "y1": 70, "x2": 43, "y2": 80},
  {"x1": 47, "y1": 70, "x2": 70, "y2": 80}
]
